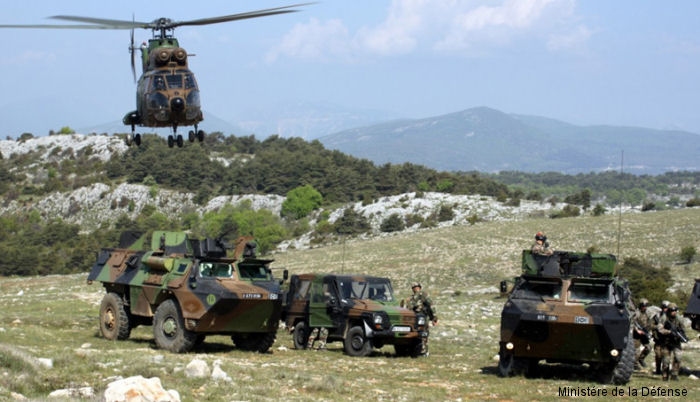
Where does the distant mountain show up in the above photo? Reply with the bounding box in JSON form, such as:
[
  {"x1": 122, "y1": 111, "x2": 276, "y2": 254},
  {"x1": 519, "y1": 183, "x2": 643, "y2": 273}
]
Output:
[
  {"x1": 79, "y1": 110, "x2": 243, "y2": 136},
  {"x1": 319, "y1": 107, "x2": 700, "y2": 174},
  {"x1": 228, "y1": 100, "x2": 400, "y2": 140}
]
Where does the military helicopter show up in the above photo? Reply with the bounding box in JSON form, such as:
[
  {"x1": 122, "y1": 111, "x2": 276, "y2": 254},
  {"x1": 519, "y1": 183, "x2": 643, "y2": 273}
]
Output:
[{"x1": 0, "y1": 4, "x2": 309, "y2": 148}]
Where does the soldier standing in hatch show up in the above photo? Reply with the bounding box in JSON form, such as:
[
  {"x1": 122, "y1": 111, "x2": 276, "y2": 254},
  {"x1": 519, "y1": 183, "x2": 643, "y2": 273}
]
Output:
[
  {"x1": 656, "y1": 303, "x2": 685, "y2": 381},
  {"x1": 531, "y1": 232, "x2": 554, "y2": 256},
  {"x1": 407, "y1": 282, "x2": 438, "y2": 356},
  {"x1": 632, "y1": 298, "x2": 653, "y2": 369},
  {"x1": 652, "y1": 300, "x2": 670, "y2": 374}
]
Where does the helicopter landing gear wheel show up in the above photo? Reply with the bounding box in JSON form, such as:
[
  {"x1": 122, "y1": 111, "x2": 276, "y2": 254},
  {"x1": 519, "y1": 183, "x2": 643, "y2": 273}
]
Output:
[
  {"x1": 176, "y1": 134, "x2": 183, "y2": 148},
  {"x1": 188, "y1": 130, "x2": 195, "y2": 142},
  {"x1": 167, "y1": 135, "x2": 174, "y2": 148},
  {"x1": 133, "y1": 133, "x2": 141, "y2": 146},
  {"x1": 197, "y1": 130, "x2": 205, "y2": 142}
]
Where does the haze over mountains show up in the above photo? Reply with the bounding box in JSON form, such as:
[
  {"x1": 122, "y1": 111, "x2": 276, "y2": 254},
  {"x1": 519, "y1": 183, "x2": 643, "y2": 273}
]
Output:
[{"x1": 319, "y1": 107, "x2": 700, "y2": 174}]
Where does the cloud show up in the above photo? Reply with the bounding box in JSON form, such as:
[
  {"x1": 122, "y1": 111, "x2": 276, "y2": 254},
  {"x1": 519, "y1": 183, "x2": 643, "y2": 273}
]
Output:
[{"x1": 269, "y1": 0, "x2": 589, "y2": 62}]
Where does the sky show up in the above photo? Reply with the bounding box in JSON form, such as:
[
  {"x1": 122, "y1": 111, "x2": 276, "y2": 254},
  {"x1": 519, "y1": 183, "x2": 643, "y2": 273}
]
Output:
[{"x1": 1, "y1": 0, "x2": 699, "y2": 137}]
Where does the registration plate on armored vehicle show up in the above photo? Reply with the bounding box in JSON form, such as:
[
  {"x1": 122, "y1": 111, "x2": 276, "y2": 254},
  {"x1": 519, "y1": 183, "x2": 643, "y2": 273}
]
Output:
[
  {"x1": 392, "y1": 326, "x2": 411, "y2": 333},
  {"x1": 575, "y1": 316, "x2": 590, "y2": 324}
]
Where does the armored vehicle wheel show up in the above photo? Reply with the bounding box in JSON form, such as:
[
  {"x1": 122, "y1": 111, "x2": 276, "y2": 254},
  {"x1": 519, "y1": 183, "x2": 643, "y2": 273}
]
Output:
[
  {"x1": 498, "y1": 352, "x2": 529, "y2": 377},
  {"x1": 232, "y1": 332, "x2": 277, "y2": 353},
  {"x1": 599, "y1": 331, "x2": 635, "y2": 384},
  {"x1": 153, "y1": 299, "x2": 197, "y2": 353},
  {"x1": 293, "y1": 321, "x2": 309, "y2": 350},
  {"x1": 394, "y1": 340, "x2": 422, "y2": 357},
  {"x1": 99, "y1": 292, "x2": 131, "y2": 340},
  {"x1": 344, "y1": 326, "x2": 372, "y2": 357}
]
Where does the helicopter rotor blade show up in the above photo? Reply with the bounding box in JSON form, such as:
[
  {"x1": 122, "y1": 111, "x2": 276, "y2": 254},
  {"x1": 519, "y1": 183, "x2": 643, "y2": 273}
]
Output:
[
  {"x1": 130, "y1": 15, "x2": 136, "y2": 83},
  {"x1": 0, "y1": 23, "x2": 125, "y2": 29},
  {"x1": 50, "y1": 15, "x2": 150, "y2": 29},
  {"x1": 168, "y1": 3, "x2": 313, "y2": 28}
]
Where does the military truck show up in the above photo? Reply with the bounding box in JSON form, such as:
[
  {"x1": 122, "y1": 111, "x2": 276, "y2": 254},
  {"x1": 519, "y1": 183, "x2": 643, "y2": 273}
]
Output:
[
  {"x1": 685, "y1": 278, "x2": 700, "y2": 330},
  {"x1": 282, "y1": 273, "x2": 427, "y2": 357},
  {"x1": 88, "y1": 231, "x2": 285, "y2": 353},
  {"x1": 498, "y1": 250, "x2": 634, "y2": 384}
]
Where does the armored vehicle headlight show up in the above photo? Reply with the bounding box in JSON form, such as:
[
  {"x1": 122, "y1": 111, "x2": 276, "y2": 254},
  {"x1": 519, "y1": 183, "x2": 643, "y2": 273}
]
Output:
[
  {"x1": 417, "y1": 316, "x2": 426, "y2": 326},
  {"x1": 373, "y1": 314, "x2": 383, "y2": 325},
  {"x1": 610, "y1": 349, "x2": 619, "y2": 357},
  {"x1": 269, "y1": 293, "x2": 279, "y2": 300},
  {"x1": 506, "y1": 342, "x2": 514, "y2": 350}
]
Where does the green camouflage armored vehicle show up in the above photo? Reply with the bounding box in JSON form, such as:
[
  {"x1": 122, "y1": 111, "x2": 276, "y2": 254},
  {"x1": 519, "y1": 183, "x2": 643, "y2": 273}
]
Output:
[
  {"x1": 88, "y1": 231, "x2": 285, "y2": 353},
  {"x1": 685, "y1": 278, "x2": 700, "y2": 330},
  {"x1": 282, "y1": 273, "x2": 427, "y2": 357},
  {"x1": 499, "y1": 250, "x2": 634, "y2": 384}
]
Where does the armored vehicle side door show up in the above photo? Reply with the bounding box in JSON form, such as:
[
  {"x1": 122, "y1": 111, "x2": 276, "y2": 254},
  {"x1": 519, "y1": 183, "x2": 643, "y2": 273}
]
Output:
[{"x1": 309, "y1": 277, "x2": 336, "y2": 328}]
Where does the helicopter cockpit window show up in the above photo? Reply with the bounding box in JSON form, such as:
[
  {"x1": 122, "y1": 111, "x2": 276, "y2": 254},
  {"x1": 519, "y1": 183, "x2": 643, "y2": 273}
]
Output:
[
  {"x1": 166, "y1": 74, "x2": 183, "y2": 89},
  {"x1": 185, "y1": 74, "x2": 197, "y2": 90},
  {"x1": 152, "y1": 76, "x2": 166, "y2": 91}
]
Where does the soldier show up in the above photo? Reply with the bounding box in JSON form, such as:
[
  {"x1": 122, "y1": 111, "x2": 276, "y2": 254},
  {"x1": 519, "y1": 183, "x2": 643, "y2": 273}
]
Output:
[
  {"x1": 407, "y1": 282, "x2": 437, "y2": 356},
  {"x1": 656, "y1": 303, "x2": 686, "y2": 381},
  {"x1": 632, "y1": 298, "x2": 653, "y2": 369},
  {"x1": 652, "y1": 300, "x2": 670, "y2": 374},
  {"x1": 531, "y1": 232, "x2": 554, "y2": 256},
  {"x1": 306, "y1": 327, "x2": 328, "y2": 350}
]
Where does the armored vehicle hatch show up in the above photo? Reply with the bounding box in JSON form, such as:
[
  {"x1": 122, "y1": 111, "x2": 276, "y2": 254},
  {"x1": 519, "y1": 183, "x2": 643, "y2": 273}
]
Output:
[
  {"x1": 88, "y1": 231, "x2": 285, "y2": 353},
  {"x1": 499, "y1": 250, "x2": 634, "y2": 384}
]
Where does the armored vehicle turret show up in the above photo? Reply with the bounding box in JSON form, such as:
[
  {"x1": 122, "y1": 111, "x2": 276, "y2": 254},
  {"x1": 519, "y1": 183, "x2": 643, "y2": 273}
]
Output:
[
  {"x1": 88, "y1": 231, "x2": 285, "y2": 353},
  {"x1": 499, "y1": 250, "x2": 634, "y2": 384},
  {"x1": 283, "y1": 273, "x2": 427, "y2": 357}
]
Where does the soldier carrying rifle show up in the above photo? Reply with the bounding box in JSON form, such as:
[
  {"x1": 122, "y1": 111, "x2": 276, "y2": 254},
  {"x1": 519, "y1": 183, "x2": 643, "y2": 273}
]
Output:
[
  {"x1": 632, "y1": 298, "x2": 653, "y2": 370},
  {"x1": 656, "y1": 302, "x2": 688, "y2": 381}
]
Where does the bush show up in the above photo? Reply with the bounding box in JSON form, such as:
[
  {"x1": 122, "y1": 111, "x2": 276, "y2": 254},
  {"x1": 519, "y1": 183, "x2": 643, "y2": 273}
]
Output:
[
  {"x1": 617, "y1": 257, "x2": 674, "y2": 307},
  {"x1": 437, "y1": 204, "x2": 455, "y2": 222},
  {"x1": 550, "y1": 204, "x2": 580, "y2": 219},
  {"x1": 405, "y1": 213, "x2": 424, "y2": 227},
  {"x1": 680, "y1": 246, "x2": 696, "y2": 264},
  {"x1": 687, "y1": 197, "x2": 700, "y2": 207},
  {"x1": 281, "y1": 184, "x2": 323, "y2": 219},
  {"x1": 380, "y1": 213, "x2": 405, "y2": 233},
  {"x1": 641, "y1": 201, "x2": 656, "y2": 211},
  {"x1": 592, "y1": 204, "x2": 606, "y2": 216},
  {"x1": 505, "y1": 197, "x2": 520, "y2": 207},
  {"x1": 334, "y1": 208, "x2": 370, "y2": 236}
]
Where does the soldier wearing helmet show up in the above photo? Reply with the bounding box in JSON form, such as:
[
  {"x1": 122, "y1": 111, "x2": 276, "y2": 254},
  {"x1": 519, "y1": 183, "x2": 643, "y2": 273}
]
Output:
[
  {"x1": 656, "y1": 302, "x2": 686, "y2": 380},
  {"x1": 652, "y1": 300, "x2": 671, "y2": 374},
  {"x1": 632, "y1": 298, "x2": 653, "y2": 369},
  {"x1": 531, "y1": 232, "x2": 554, "y2": 256},
  {"x1": 405, "y1": 282, "x2": 437, "y2": 356}
]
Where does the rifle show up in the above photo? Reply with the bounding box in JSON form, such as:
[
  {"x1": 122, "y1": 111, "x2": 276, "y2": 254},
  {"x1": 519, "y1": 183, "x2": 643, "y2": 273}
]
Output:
[
  {"x1": 664, "y1": 321, "x2": 689, "y2": 343},
  {"x1": 634, "y1": 321, "x2": 651, "y2": 343}
]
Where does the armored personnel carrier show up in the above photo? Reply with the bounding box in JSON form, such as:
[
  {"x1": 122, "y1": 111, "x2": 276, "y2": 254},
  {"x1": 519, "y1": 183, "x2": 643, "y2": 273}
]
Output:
[
  {"x1": 88, "y1": 231, "x2": 285, "y2": 353},
  {"x1": 685, "y1": 278, "x2": 700, "y2": 330},
  {"x1": 282, "y1": 273, "x2": 427, "y2": 357},
  {"x1": 499, "y1": 250, "x2": 634, "y2": 384}
]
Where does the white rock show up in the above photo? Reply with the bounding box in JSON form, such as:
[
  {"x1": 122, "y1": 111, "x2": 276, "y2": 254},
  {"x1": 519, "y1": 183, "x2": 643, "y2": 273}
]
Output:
[
  {"x1": 16, "y1": 290, "x2": 23, "y2": 296},
  {"x1": 493, "y1": 354, "x2": 501, "y2": 362},
  {"x1": 277, "y1": 345, "x2": 288, "y2": 351},
  {"x1": 81, "y1": 343, "x2": 92, "y2": 349},
  {"x1": 11, "y1": 319, "x2": 21, "y2": 325},
  {"x1": 151, "y1": 355, "x2": 164, "y2": 363},
  {"x1": 104, "y1": 375, "x2": 180, "y2": 402},
  {"x1": 185, "y1": 359, "x2": 210, "y2": 378},
  {"x1": 48, "y1": 387, "x2": 94, "y2": 398},
  {"x1": 211, "y1": 365, "x2": 232, "y2": 382},
  {"x1": 10, "y1": 392, "x2": 27, "y2": 400},
  {"x1": 689, "y1": 374, "x2": 698, "y2": 380},
  {"x1": 37, "y1": 358, "x2": 53, "y2": 369}
]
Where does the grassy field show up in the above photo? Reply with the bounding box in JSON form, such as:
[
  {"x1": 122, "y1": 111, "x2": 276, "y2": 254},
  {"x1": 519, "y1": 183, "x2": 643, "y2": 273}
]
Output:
[{"x1": 1, "y1": 208, "x2": 698, "y2": 400}]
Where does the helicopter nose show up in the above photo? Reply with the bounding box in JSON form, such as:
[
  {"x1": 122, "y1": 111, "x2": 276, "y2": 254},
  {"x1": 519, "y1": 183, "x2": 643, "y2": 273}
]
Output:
[{"x1": 171, "y1": 97, "x2": 185, "y2": 112}]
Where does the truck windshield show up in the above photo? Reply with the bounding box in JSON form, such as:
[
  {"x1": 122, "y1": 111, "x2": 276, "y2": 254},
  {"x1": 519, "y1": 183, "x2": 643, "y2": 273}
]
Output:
[
  {"x1": 199, "y1": 262, "x2": 232, "y2": 278},
  {"x1": 337, "y1": 278, "x2": 394, "y2": 301},
  {"x1": 238, "y1": 263, "x2": 271, "y2": 281},
  {"x1": 513, "y1": 279, "x2": 562, "y2": 301},
  {"x1": 568, "y1": 280, "x2": 612, "y2": 303}
]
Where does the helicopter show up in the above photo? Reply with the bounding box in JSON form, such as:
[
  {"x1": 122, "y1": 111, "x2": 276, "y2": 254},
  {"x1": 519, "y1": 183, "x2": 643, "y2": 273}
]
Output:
[{"x1": 0, "y1": 4, "x2": 310, "y2": 148}]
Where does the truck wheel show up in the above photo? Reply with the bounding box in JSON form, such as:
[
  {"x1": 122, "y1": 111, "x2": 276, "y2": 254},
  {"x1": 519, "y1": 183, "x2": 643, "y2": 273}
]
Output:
[
  {"x1": 344, "y1": 326, "x2": 372, "y2": 357},
  {"x1": 99, "y1": 292, "x2": 131, "y2": 340},
  {"x1": 153, "y1": 299, "x2": 197, "y2": 353},
  {"x1": 498, "y1": 352, "x2": 528, "y2": 377},
  {"x1": 293, "y1": 321, "x2": 309, "y2": 350},
  {"x1": 232, "y1": 332, "x2": 277, "y2": 353},
  {"x1": 600, "y1": 330, "x2": 635, "y2": 384}
]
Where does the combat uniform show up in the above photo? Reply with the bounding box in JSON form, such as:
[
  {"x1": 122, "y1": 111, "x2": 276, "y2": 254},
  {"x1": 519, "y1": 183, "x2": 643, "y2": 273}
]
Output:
[
  {"x1": 632, "y1": 307, "x2": 653, "y2": 368},
  {"x1": 307, "y1": 327, "x2": 328, "y2": 350},
  {"x1": 656, "y1": 309, "x2": 686, "y2": 380},
  {"x1": 652, "y1": 304, "x2": 668, "y2": 374},
  {"x1": 531, "y1": 241, "x2": 554, "y2": 256},
  {"x1": 407, "y1": 289, "x2": 437, "y2": 355}
]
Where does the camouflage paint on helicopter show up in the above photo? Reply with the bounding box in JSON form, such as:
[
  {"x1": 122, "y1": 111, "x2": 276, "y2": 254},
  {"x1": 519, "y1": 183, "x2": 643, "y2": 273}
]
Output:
[
  {"x1": 283, "y1": 273, "x2": 427, "y2": 357},
  {"x1": 88, "y1": 230, "x2": 285, "y2": 353}
]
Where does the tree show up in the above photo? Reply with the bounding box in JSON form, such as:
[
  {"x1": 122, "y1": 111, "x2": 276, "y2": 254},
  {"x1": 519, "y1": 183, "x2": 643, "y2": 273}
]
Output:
[
  {"x1": 592, "y1": 204, "x2": 606, "y2": 216},
  {"x1": 334, "y1": 208, "x2": 370, "y2": 236},
  {"x1": 380, "y1": 213, "x2": 405, "y2": 233},
  {"x1": 281, "y1": 184, "x2": 323, "y2": 219},
  {"x1": 680, "y1": 246, "x2": 696, "y2": 264}
]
